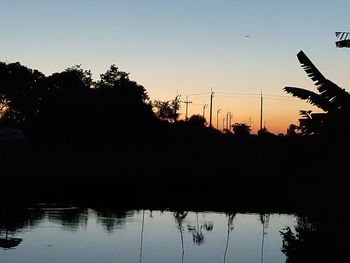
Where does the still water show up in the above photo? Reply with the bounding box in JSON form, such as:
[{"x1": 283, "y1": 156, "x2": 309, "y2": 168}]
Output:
[{"x1": 1, "y1": 206, "x2": 296, "y2": 263}]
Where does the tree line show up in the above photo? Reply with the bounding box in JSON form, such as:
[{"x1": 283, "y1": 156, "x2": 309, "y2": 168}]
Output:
[
  {"x1": 0, "y1": 62, "x2": 220, "y2": 145},
  {"x1": 0, "y1": 62, "x2": 159, "y2": 144},
  {"x1": 1, "y1": 50, "x2": 349, "y2": 145}
]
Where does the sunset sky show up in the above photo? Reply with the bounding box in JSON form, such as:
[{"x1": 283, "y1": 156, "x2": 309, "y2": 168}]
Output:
[{"x1": 1, "y1": 0, "x2": 349, "y2": 134}]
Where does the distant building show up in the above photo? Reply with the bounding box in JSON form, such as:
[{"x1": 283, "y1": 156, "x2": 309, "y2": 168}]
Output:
[
  {"x1": 335, "y1": 32, "x2": 350, "y2": 48},
  {"x1": 0, "y1": 128, "x2": 25, "y2": 141},
  {"x1": 336, "y1": 39, "x2": 350, "y2": 48}
]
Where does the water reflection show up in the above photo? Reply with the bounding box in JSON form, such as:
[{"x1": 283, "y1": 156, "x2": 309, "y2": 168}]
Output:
[
  {"x1": 174, "y1": 211, "x2": 188, "y2": 263},
  {"x1": 0, "y1": 205, "x2": 301, "y2": 263},
  {"x1": 0, "y1": 231, "x2": 22, "y2": 250},
  {"x1": 187, "y1": 212, "x2": 213, "y2": 245},
  {"x1": 94, "y1": 209, "x2": 135, "y2": 233},
  {"x1": 223, "y1": 212, "x2": 236, "y2": 263},
  {"x1": 0, "y1": 207, "x2": 42, "y2": 250},
  {"x1": 139, "y1": 209, "x2": 145, "y2": 263},
  {"x1": 260, "y1": 214, "x2": 270, "y2": 263}
]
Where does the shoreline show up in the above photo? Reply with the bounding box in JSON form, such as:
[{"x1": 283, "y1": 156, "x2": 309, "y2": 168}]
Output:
[{"x1": 1, "y1": 137, "x2": 347, "y2": 214}]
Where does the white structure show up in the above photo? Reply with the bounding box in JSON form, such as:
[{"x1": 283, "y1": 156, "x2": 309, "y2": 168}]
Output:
[{"x1": 0, "y1": 128, "x2": 25, "y2": 141}]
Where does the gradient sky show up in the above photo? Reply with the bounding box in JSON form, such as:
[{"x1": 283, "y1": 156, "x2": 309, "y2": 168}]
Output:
[{"x1": 1, "y1": 0, "x2": 349, "y2": 134}]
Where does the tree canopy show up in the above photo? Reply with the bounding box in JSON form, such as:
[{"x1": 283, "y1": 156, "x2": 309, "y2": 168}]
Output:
[
  {"x1": 0, "y1": 62, "x2": 157, "y2": 144},
  {"x1": 284, "y1": 51, "x2": 350, "y2": 137}
]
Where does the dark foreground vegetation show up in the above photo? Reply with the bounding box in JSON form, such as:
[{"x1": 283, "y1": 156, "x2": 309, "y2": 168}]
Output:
[
  {"x1": 0, "y1": 51, "x2": 348, "y2": 209},
  {"x1": 0, "y1": 51, "x2": 349, "y2": 262},
  {"x1": 1, "y1": 135, "x2": 348, "y2": 212}
]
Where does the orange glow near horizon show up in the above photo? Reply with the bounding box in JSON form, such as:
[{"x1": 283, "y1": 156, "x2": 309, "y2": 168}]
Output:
[{"x1": 144, "y1": 80, "x2": 323, "y2": 135}]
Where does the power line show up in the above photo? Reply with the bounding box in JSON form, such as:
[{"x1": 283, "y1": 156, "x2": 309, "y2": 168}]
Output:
[
  {"x1": 173, "y1": 90, "x2": 304, "y2": 130},
  {"x1": 216, "y1": 91, "x2": 260, "y2": 95},
  {"x1": 264, "y1": 94, "x2": 295, "y2": 98},
  {"x1": 180, "y1": 92, "x2": 210, "y2": 96},
  {"x1": 215, "y1": 95, "x2": 260, "y2": 99},
  {"x1": 264, "y1": 97, "x2": 301, "y2": 102}
]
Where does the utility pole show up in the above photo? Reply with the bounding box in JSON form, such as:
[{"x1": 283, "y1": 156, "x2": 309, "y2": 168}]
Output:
[
  {"x1": 216, "y1": 108, "x2": 221, "y2": 129},
  {"x1": 174, "y1": 94, "x2": 180, "y2": 122},
  {"x1": 183, "y1": 96, "x2": 192, "y2": 121},
  {"x1": 209, "y1": 88, "x2": 214, "y2": 128},
  {"x1": 202, "y1": 102, "x2": 208, "y2": 119},
  {"x1": 226, "y1": 111, "x2": 231, "y2": 130},
  {"x1": 260, "y1": 90, "x2": 263, "y2": 132},
  {"x1": 222, "y1": 117, "x2": 226, "y2": 132},
  {"x1": 229, "y1": 113, "x2": 232, "y2": 132}
]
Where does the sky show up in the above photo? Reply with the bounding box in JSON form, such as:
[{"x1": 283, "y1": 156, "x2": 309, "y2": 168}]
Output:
[{"x1": 1, "y1": 0, "x2": 349, "y2": 134}]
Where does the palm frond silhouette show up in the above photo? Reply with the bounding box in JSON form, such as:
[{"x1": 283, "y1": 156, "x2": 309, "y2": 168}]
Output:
[{"x1": 284, "y1": 51, "x2": 350, "y2": 135}]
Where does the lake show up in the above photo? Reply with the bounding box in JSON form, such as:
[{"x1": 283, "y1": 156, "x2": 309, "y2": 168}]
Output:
[{"x1": 0, "y1": 206, "x2": 297, "y2": 263}]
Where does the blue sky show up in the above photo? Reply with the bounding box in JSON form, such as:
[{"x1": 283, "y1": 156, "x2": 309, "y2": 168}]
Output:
[{"x1": 1, "y1": 0, "x2": 349, "y2": 133}]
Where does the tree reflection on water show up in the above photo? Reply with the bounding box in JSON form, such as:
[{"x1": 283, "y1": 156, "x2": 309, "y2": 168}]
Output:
[
  {"x1": 187, "y1": 212, "x2": 213, "y2": 246},
  {"x1": 1, "y1": 206, "x2": 342, "y2": 262},
  {"x1": 223, "y1": 212, "x2": 236, "y2": 263},
  {"x1": 174, "y1": 211, "x2": 188, "y2": 263}
]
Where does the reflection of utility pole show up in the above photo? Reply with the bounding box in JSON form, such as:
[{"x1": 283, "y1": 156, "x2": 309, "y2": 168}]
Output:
[
  {"x1": 260, "y1": 214, "x2": 270, "y2": 263},
  {"x1": 202, "y1": 102, "x2": 208, "y2": 119},
  {"x1": 224, "y1": 213, "x2": 236, "y2": 263},
  {"x1": 174, "y1": 211, "x2": 188, "y2": 263},
  {"x1": 139, "y1": 210, "x2": 145, "y2": 263},
  {"x1": 216, "y1": 108, "x2": 221, "y2": 129},
  {"x1": 209, "y1": 88, "x2": 214, "y2": 128},
  {"x1": 183, "y1": 96, "x2": 192, "y2": 120},
  {"x1": 260, "y1": 90, "x2": 263, "y2": 132}
]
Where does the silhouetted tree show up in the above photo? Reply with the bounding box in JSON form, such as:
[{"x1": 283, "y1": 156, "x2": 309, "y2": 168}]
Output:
[
  {"x1": 0, "y1": 61, "x2": 159, "y2": 143},
  {"x1": 232, "y1": 123, "x2": 251, "y2": 137},
  {"x1": 257, "y1": 127, "x2": 275, "y2": 137},
  {"x1": 32, "y1": 65, "x2": 93, "y2": 141},
  {"x1": 286, "y1": 124, "x2": 299, "y2": 136},
  {"x1": 0, "y1": 62, "x2": 45, "y2": 127},
  {"x1": 91, "y1": 64, "x2": 156, "y2": 142},
  {"x1": 153, "y1": 95, "x2": 181, "y2": 122},
  {"x1": 284, "y1": 51, "x2": 350, "y2": 137},
  {"x1": 187, "y1": 114, "x2": 206, "y2": 128}
]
